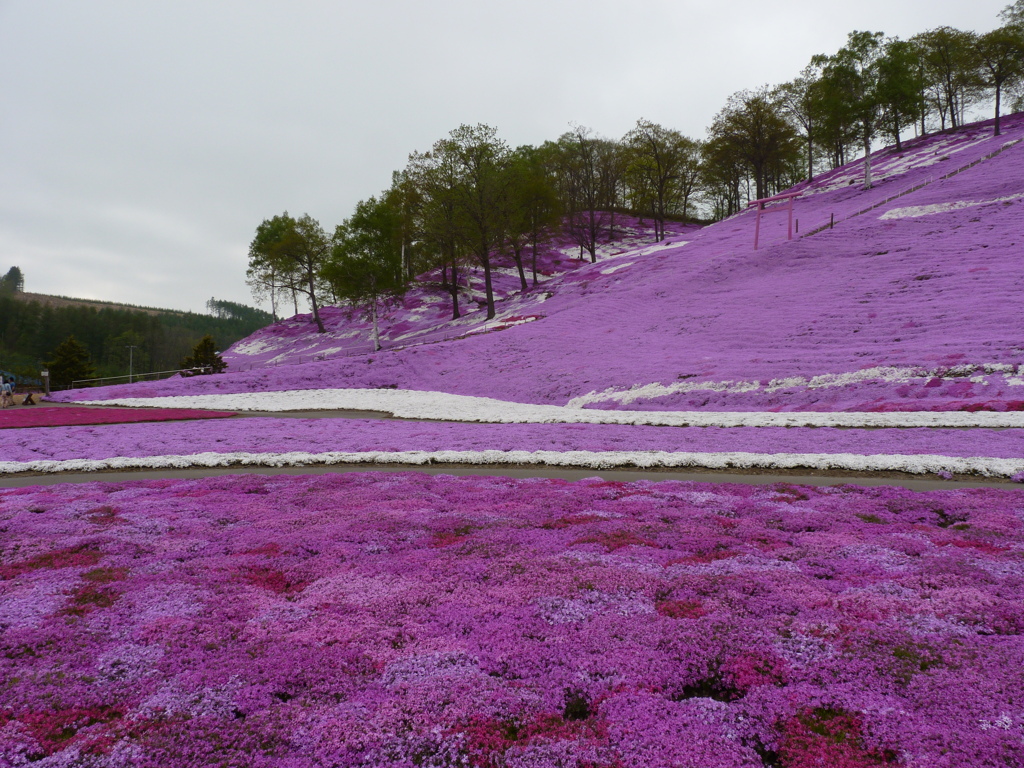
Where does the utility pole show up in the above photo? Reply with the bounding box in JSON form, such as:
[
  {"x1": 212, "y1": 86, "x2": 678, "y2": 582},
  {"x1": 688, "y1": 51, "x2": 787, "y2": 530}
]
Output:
[{"x1": 125, "y1": 345, "x2": 138, "y2": 383}]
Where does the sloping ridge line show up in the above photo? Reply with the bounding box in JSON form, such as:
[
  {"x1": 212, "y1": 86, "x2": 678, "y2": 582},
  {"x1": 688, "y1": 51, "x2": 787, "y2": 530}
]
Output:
[{"x1": 801, "y1": 137, "x2": 1024, "y2": 239}]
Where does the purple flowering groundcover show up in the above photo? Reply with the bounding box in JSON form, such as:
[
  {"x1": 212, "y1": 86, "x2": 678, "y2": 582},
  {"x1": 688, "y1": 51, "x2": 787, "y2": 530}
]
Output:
[{"x1": 2, "y1": 471, "x2": 1022, "y2": 766}]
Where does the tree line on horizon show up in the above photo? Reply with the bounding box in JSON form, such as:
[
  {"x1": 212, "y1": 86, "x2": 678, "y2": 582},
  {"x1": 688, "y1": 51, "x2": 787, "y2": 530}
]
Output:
[
  {"x1": 0, "y1": 270, "x2": 271, "y2": 385},
  {"x1": 248, "y1": 2, "x2": 1024, "y2": 336}
]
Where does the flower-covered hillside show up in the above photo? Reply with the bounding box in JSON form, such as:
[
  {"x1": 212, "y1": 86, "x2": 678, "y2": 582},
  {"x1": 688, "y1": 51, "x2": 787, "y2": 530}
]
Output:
[
  {"x1": 3, "y1": 473, "x2": 1023, "y2": 766},
  {"x1": 55, "y1": 114, "x2": 1024, "y2": 412},
  {"x1": 225, "y1": 217, "x2": 699, "y2": 370}
]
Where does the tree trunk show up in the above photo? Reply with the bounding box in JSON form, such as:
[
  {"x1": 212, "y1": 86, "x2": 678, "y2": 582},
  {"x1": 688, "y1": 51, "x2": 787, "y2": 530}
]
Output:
[
  {"x1": 530, "y1": 236, "x2": 539, "y2": 287},
  {"x1": 994, "y1": 84, "x2": 1002, "y2": 137},
  {"x1": 307, "y1": 269, "x2": 325, "y2": 333},
  {"x1": 449, "y1": 261, "x2": 461, "y2": 320},
  {"x1": 371, "y1": 299, "x2": 380, "y2": 351},
  {"x1": 511, "y1": 243, "x2": 527, "y2": 292},
  {"x1": 480, "y1": 252, "x2": 496, "y2": 320},
  {"x1": 587, "y1": 211, "x2": 598, "y2": 263},
  {"x1": 862, "y1": 129, "x2": 873, "y2": 191}
]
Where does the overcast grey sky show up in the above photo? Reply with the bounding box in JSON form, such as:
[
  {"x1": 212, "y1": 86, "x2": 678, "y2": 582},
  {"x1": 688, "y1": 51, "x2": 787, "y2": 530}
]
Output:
[{"x1": 0, "y1": 0, "x2": 1011, "y2": 313}]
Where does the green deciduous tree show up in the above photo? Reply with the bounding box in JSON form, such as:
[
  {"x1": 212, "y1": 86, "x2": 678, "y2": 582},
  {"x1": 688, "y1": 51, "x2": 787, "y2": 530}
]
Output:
[
  {"x1": 814, "y1": 31, "x2": 885, "y2": 189},
  {"x1": 978, "y1": 25, "x2": 1024, "y2": 135},
  {"x1": 325, "y1": 195, "x2": 409, "y2": 352},
  {"x1": 446, "y1": 124, "x2": 511, "y2": 320},
  {"x1": 623, "y1": 119, "x2": 702, "y2": 241},
  {"x1": 248, "y1": 213, "x2": 330, "y2": 332},
  {"x1": 386, "y1": 170, "x2": 427, "y2": 282},
  {"x1": 775, "y1": 66, "x2": 830, "y2": 180},
  {"x1": 913, "y1": 27, "x2": 981, "y2": 130},
  {"x1": 500, "y1": 146, "x2": 561, "y2": 290},
  {"x1": 406, "y1": 142, "x2": 470, "y2": 320},
  {"x1": 700, "y1": 135, "x2": 745, "y2": 218},
  {"x1": 1001, "y1": 0, "x2": 1024, "y2": 27},
  {"x1": 876, "y1": 38, "x2": 926, "y2": 151},
  {"x1": 552, "y1": 125, "x2": 612, "y2": 263},
  {"x1": 708, "y1": 87, "x2": 801, "y2": 201}
]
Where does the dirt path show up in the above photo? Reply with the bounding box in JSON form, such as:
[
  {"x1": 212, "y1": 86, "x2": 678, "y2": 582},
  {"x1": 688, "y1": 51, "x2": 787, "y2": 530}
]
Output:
[{"x1": 0, "y1": 462, "x2": 1019, "y2": 491}]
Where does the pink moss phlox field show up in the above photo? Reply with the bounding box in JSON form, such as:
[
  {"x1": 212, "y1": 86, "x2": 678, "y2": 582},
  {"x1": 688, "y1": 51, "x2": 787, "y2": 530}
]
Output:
[
  {"x1": 0, "y1": 406, "x2": 236, "y2": 430},
  {"x1": 49, "y1": 115, "x2": 1024, "y2": 414},
  {"x1": 5, "y1": 417, "x2": 1024, "y2": 464},
  {"x1": 214, "y1": 215, "x2": 699, "y2": 370},
  {"x1": 2, "y1": 472, "x2": 1023, "y2": 766}
]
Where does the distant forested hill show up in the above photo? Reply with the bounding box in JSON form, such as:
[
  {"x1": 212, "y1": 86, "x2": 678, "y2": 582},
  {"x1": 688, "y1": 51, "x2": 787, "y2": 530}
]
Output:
[{"x1": 0, "y1": 289, "x2": 272, "y2": 382}]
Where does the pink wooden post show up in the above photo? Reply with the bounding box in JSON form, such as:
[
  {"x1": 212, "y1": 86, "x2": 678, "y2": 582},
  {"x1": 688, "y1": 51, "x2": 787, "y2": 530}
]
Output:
[{"x1": 747, "y1": 190, "x2": 803, "y2": 250}]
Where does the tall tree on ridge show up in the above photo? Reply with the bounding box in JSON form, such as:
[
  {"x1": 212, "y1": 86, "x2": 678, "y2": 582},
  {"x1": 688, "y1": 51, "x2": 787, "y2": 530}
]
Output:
[
  {"x1": 247, "y1": 213, "x2": 330, "y2": 332},
  {"x1": 700, "y1": 134, "x2": 746, "y2": 218},
  {"x1": 520, "y1": 145, "x2": 562, "y2": 287},
  {"x1": 1001, "y1": 0, "x2": 1024, "y2": 28},
  {"x1": 447, "y1": 123, "x2": 510, "y2": 321},
  {"x1": 623, "y1": 119, "x2": 701, "y2": 241},
  {"x1": 0, "y1": 267, "x2": 24, "y2": 293},
  {"x1": 876, "y1": 37, "x2": 925, "y2": 151},
  {"x1": 502, "y1": 146, "x2": 561, "y2": 291},
  {"x1": 977, "y1": 24, "x2": 1024, "y2": 136},
  {"x1": 914, "y1": 27, "x2": 981, "y2": 130},
  {"x1": 595, "y1": 137, "x2": 626, "y2": 242},
  {"x1": 708, "y1": 87, "x2": 800, "y2": 201},
  {"x1": 554, "y1": 125, "x2": 607, "y2": 263},
  {"x1": 776, "y1": 66, "x2": 828, "y2": 180},
  {"x1": 407, "y1": 142, "x2": 468, "y2": 320},
  {"x1": 326, "y1": 195, "x2": 409, "y2": 352},
  {"x1": 815, "y1": 31, "x2": 885, "y2": 190},
  {"x1": 1000, "y1": 0, "x2": 1024, "y2": 113}
]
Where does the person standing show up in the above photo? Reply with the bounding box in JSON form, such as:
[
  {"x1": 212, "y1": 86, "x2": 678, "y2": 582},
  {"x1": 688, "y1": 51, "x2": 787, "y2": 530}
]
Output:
[{"x1": 1, "y1": 378, "x2": 14, "y2": 408}]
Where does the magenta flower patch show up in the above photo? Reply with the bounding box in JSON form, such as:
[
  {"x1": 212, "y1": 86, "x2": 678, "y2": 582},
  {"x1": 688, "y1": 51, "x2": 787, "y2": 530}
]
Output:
[
  {"x1": 1, "y1": 471, "x2": 1022, "y2": 766},
  {"x1": 0, "y1": 406, "x2": 235, "y2": 429}
]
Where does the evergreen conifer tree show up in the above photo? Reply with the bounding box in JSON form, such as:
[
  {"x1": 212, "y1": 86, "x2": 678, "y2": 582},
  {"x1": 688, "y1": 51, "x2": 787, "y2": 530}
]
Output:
[
  {"x1": 0, "y1": 267, "x2": 25, "y2": 293},
  {"x1": 179, "y1": 335, "x2": 227, "y2": 375},
  {"x1": 47, "y1": 336, "x2": 95, "y2": 386}
]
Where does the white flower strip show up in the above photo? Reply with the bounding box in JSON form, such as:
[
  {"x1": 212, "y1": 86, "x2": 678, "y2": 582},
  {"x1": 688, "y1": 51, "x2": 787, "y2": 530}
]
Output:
[
  {"x1": 568, "y1": 364, "x2": 1024, "y2": 408},
  {"x1": 0, "y1": 450, "x2": 1021, "y2": 478},
  {"x1": 879, "y1": 193, "x2": 1024, "y2": 220},
  {"x1": 76, "y1": 389, "x2": 1024, "y2": 428}
]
